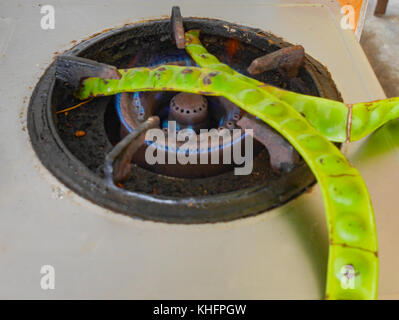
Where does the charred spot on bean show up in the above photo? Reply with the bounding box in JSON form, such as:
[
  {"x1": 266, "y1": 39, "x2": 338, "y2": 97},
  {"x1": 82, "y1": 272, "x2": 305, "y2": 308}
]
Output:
[
  {"x1": 198, "y1": 91, "x2": 213, "y2": 95},
  {"x1": 202, "y1": 72, "x2": 219, "y2": 85},
  {"x1": 203, "y1": 77, "x2": 212, "y2": 85},
  {"x1": 182, "y1": 68, "x2": 193, "y2": 74},
  {"x1": 185, "y1": 35, "x2": 194, "y2": 43}
]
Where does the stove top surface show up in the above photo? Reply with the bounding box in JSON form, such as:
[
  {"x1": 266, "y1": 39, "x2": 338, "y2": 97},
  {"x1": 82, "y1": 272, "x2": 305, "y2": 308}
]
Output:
[{"x1": 1, "y1": 0, "x2": 397, "y2": 299}]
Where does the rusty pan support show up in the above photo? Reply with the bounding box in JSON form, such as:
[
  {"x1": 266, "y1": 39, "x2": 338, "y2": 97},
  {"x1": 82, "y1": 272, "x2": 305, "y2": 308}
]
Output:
[
  {"x1": 247, "y1": 45, "x2": 305, "y2": 78},
  {"x1": 237, "y1": 114, "x2": 300, "y2": 172},
  {"x1": 55, "y1": 55, "x2": 121, "y2": 90},
  {"x1": 105, "y1": 116, "x2": 160, "y2": 185},
  {"x1": 170, "y1": 6, "x2": 186, "y2": 49}
]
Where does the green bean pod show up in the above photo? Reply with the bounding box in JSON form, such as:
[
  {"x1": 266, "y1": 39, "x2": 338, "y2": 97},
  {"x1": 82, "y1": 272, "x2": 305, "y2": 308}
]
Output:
[
  {"x1": 75, "y1": 64, "x2": 378, "y2": 300},
  {"x1": 351, "y1": 98, "x2": 399, "y2": 141},
  {"x1": 185, "y1": 29, "x2": 399, "y2": 143}
]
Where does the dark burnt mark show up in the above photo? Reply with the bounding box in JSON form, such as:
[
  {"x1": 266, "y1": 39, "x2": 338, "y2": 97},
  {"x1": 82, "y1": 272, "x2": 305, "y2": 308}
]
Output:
[
  {"x1": 202, "y1": 72, "x2": 219, "y2": 85},
  {"x1": 185, "y1": 34, "x2": 194, "y2": 44},
  {"x1": 203, "y1": 77, "x2": 212, "y2": 85},
  {"x1": 198, "y1": 91, "x2": 213, "y2": 95},
  {"x1": 182, "y1": 68, "x2": 193, "y2": 74}
]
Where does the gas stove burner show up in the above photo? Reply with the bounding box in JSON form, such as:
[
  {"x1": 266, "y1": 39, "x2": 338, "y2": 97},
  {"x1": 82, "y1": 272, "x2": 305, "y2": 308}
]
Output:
[
  {"x1": 116, "y1": 50, "x2": 195, "y2": 131},
  {"x1": 28, "y1": 16, "x2": 342, "y2": 223},
  {"x1": 116, "y1": 52, "x2": 253, "y2": 178},
  {"x1": 114, "y1": 48, "x2": 256, "y2": 179},
  {"x1": 169, "y1": 93, "x2": 209, "y2": 130},
  {"x1": 117, "y1": 88, "x2": 254, "y2": 178}
]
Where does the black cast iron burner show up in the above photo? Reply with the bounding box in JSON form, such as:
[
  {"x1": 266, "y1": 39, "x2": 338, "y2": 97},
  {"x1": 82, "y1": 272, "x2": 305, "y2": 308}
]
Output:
[{"x1": 27, "y1": 14, "x2": 342, "y2": 223}]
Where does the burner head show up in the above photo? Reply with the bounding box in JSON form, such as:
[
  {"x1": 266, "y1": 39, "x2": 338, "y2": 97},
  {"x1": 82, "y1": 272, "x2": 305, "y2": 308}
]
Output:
[{"x1": 169, "y1": 93, "x2": 209, "y2": 129}]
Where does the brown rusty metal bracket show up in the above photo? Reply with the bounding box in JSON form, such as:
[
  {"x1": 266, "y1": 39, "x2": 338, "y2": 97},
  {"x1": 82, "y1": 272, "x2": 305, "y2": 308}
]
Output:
[
  {"x1": 105, "y1": 116, "x2": 160, "y2": 185},
  {"x1": 171, "y1": 6, "x2": 186, "y2": 49},
  {"x1": 237, "y1": 114, "x2": 300, "y2": 172},
  {"x1": 247, "y1": 45, "x2": 305, "y2": 78}
]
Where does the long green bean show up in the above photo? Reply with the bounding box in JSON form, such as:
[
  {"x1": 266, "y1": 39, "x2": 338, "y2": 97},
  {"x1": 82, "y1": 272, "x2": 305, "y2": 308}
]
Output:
[
  {"x1": 75, "y1": 64, "x2": 378, "y2": 300},
  {"x1": 184, "y1": 29, "x2": 399, "y2": 143}
]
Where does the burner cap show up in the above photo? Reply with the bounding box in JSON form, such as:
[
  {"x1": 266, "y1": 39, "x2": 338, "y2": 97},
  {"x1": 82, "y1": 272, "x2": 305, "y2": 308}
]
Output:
[{"x1": 169, "y1": 93, "x2": 208, "y2": 126}]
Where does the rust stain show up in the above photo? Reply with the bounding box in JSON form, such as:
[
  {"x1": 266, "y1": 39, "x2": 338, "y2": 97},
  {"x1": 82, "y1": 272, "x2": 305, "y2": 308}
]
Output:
[
  {"x1": 74, "y1": 130, "x2": 86, "y2": 137},
  {"x1": 226, "y1": 38, "x2": 239, "y2": 58}
]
